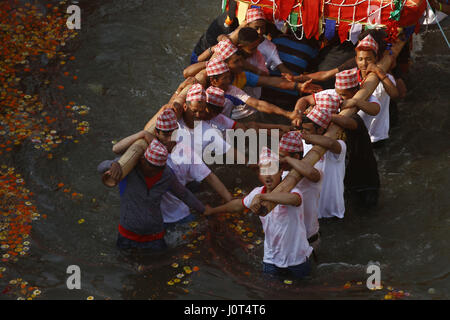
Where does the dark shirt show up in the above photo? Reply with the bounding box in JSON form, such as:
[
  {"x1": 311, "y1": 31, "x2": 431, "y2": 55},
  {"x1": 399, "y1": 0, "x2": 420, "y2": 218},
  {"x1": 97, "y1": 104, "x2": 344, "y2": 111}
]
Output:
[
  {"x1": 261, "y1": 35, "x2": 320, "y2": 109},
  {"x1": 97, "y1": 160, "x2": 205, "y2": 236},
  {"x1": 193, "y1": 12, "x2": 239, "y2": 56},
  {"x1": 344, "y1": 114, "x2": 380, "y2": 192}
]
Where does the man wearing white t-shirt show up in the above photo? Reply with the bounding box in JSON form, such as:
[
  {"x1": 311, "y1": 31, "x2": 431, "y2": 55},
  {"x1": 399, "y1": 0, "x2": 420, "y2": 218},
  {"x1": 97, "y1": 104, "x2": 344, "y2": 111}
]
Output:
[
  {"x1": 301, "y1": 103, "x2": 347, "y2": 219},
  {"x1": 354, "y1": 34, "x2": 399, "y2": 146},
  {"x1": 174, "y1": 83, "x2": 232, "y2": 160},
  {"x1": 278, "y1": 131, "x2": 323, "y2": 252},
  {"x1": 162, "y1": 143, "x2": 231, "y2": 228},
  {"x1": 204, "y1": 147, "x2": 313, "y2": 279}
]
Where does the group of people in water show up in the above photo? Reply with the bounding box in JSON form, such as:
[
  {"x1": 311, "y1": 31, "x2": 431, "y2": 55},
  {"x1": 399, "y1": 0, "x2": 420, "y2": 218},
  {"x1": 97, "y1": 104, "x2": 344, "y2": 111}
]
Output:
[{"x1": 98, "y1": 7, "x2": 411, "y2": 279}]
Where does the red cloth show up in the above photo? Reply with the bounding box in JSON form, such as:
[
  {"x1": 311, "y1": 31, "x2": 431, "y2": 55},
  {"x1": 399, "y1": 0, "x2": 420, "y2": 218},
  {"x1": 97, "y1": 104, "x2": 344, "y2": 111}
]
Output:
[
  {"x1": 144, "y1": 170, "x2": 163, "y2": 189},
  {"x1": 302, "y1": 0, "x2": 322, "y2": 40},
  {"x1": 118, "y1": 224, "x2": 165, "y2": 242},
  {"x1": 276, "y1": 0, "x2": 296, "y2": 21},
  {"x1": 338, "y1": 21, "x2": 350, "y2": 43}
]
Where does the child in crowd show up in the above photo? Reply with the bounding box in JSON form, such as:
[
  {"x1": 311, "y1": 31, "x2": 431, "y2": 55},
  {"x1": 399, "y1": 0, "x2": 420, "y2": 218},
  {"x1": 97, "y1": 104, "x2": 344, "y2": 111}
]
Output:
[
  {"x1": 278, "y1": 131, "x2": 322, "y2": 252},
  {"x1": 301, "y1": 102, "x2": 347, "y2": 219},
  {"x1": 204, "y1": 147, "x2": 313, "y2": 279},
  {"x1": 279, "y1": 131, "x2": 323, "y2": 251},
  {"x1": 354, "y1": 34, "x2": 399, "y2": 147}
]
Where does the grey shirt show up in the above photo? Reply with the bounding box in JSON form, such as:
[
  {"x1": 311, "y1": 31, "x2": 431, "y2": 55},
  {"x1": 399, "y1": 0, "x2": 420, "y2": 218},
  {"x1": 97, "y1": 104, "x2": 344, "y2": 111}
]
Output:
[{"x1": 98, "y1": 159, "x2": 205, "y2": 236}]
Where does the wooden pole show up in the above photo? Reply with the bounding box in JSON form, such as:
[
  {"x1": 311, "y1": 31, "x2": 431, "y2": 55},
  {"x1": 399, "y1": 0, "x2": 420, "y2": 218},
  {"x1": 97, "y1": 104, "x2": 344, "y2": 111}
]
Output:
[
  {"x1": 257, "y1": 36, "x2": 407, "y2": 215},
  {"x1": 102, "y1": 118, "x2": 158, "y2": 187}
]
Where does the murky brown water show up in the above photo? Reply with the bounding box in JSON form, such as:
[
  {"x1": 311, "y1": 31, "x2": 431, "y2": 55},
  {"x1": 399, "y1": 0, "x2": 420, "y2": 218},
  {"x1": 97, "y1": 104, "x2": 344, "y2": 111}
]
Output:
[{"x1": 1, "y1": 0, "x2": 449, "y2": 300}]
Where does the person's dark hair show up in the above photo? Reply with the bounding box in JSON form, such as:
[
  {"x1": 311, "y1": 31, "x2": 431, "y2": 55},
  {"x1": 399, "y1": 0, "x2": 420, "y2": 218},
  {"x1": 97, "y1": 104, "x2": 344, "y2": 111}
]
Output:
[
  {"x1": 238, "y1": 27, "x2": 259, "y2": 45},
  {"x1": 265, "y1": 21, "x2": 281, "y2": 38},
  {"x1": 224, "y1": 49, "x2": 243, "y2": 63},
  {"x1": 206, "y1": 102, "x2": 222, "y2": 115},
  {"x1": 358, "y1": 29, "x2": 386, "y2": 57},
  {"x1": 289, "y1": 151, "x2": 304, "y2": 160},
  {"x1": 155, "y1": 128, "x2": 174, "y2": 134},
  {"x1": 302, "y1": 114, "x2": 321, "y2": 130}
]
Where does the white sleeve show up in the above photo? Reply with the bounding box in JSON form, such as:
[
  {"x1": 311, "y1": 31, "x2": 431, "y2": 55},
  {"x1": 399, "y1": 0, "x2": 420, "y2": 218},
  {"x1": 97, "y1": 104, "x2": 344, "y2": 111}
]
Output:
[
  {"x1": 290, "y1": 186, "x2": 303, "y2": 202},
  {"x1": 329, "y1": 140, "x2": 347, "y2": 162},
  {"x1": 259, "y1": 39, "x2": 282, "y2": 70},
  {"x1": 387, "y1": 73, "x2": 396, "y2": 85},
  {"x1": 368, "y1": 94, "x2": 381, "y2": 106},
  {"x1": 189, "y1": 162, "x2": 211, "y2": 182},
  {"x1": 226, "y1": 85, "x2": 250, "y2": 104},
  {"x1": 210, "y1": 114, "x2": 236, "y2": 130},
  {"x1": 242, "y1": 187, "x2": 263, "y2": 209}
]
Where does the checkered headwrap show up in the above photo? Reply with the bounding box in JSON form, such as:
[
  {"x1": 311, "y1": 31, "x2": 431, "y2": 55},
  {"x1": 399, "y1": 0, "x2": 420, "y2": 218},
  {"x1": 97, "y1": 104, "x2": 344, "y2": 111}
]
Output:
[
  {"x1": 156, "y1": 108, "x2": 178, "y2": 131},
  {"x1": 335, "y1": 67, "x2": 359, "y2": 90},
  {"x1": 279, "y1": 131, "x2": 303, "y2": 154},
  {"x1": 246, "y1": 8, "x2": 266, "y2": 23},
  {"x1": 259, "y1": 146, "x2": 278, "y2": 166},
  {"x1": 186, "y1": 83, "x2": 206, "y2": 102},
  {"x1": 214, "y1": 38, "x2": 238, "y2": 61},
  {"x1": 356, "y1": 34, "x2": 379, "y2": 53},
  {"x1": 144, "y1": 139, "x2": 168, "y2": 166},
  {"x1": 206, "y1": 58, "x2": 229, "y2": 77},
  {"x1": 314, "y1": 91, "x2": 342, "y2": 113},
  {"x1": 206, "y1": 86, "x2": 225, "y2": 107},
  {"x1": 306, "y1": 105, "x2": 332, "y2": 129}
]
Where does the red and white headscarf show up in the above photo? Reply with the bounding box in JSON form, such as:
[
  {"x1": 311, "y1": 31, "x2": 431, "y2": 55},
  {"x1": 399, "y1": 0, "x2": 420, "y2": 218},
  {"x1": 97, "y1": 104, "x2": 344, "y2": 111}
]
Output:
[
  {"x1": 214, "y1": 38, "x2": 238, "y2": 61},
  {"x1": 314, "y1": 91, "x2": 342, "y2": 114},
  {"x1": 186, "y1": 83, "x2": 206, "y2": 102},
  {"x1": 306, "y1": 105, "x2": 332, "y2": 129},
  {"x1": 279, "y1": 131, "x2": 303, "y2": 154},
  {"x1": 206, "y1": 58, "x2": 229, "y2": 77},
  {"x1": 156, "y1": 108, "x2": 178, "y2": 131},
  {"x1": 335, "y1": 67, "x2": 359, "y2": 90},
  {"x1": 356, "y1": 34, "x2": 379, "y2": 54},
  {"x1": 246, "y1": 8, "x2": 266, "y2": 23},
  {"x1": 259, "y1": 146, "x2": 278, "y2": 166},
  {"x1": 206, "y1": 86, "x2": 225, "y2": 107},
  {"x1": 144, "y1": 139, "x2": 168, "y2": 166}
]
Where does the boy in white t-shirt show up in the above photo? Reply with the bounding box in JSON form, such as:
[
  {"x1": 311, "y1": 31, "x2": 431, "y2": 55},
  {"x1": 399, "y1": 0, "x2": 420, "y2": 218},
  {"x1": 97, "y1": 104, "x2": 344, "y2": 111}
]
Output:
[
  {"x1": 278, "y1": 131, "x2": 322, "y2": 252},
  {"x1": 204, "y1": 147, "x2": 313, "y2": 279},
  {"x1": 354, "y1": 34, "x2": 399, "y2": 146},
  {"x1": 301, "y1": 103, "x2": 347, "y2": 219}
]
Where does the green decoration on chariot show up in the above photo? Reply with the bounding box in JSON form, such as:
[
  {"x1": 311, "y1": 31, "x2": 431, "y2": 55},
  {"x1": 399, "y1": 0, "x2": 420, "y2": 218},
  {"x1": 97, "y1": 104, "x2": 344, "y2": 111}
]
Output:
[
  {"x1": 222, "y1": 0, "x2": 227, "y2": 13},
  {"x1": 389, "y1": 0, "x2": 404, "y2": 21},
  {"x1": 289, "y1": 12, "x2": 298, "y2": 32}
]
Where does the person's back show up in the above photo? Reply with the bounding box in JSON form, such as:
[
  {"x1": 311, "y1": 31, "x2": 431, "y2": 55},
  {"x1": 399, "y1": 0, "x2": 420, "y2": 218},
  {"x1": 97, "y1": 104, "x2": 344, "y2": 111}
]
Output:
[
  {"x1": 344, "y1": 114, "x2": 380, "y2": 208},
  {"x1": 192, "y1": 11, "x2": 239, "y2": 64},
  {"x1": 261, "y1": 32, "x2": 320, "y2": 109},
  {"x1": 162, "y1": 145, "x2": 211, "y2": 226}
]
